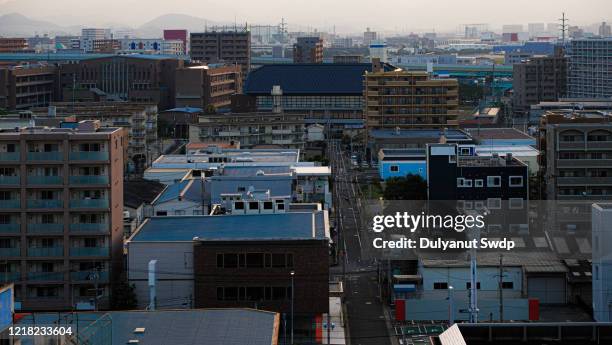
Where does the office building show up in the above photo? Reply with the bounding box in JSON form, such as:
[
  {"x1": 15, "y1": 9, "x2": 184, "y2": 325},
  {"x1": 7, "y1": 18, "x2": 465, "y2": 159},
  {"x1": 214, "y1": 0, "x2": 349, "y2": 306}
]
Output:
[
  {"x1": 567, "y1": 38, "x2": 612, "y2": 99},
  {"x1": 189, "y1": 28, "x2": 251, "y2": 79},
  {"x1": 364, "y1": 70, "x2": 459, "y2": 132},
  {"x1": 32, "y1": 102, "x2": 159, "y2": 173},
  {"x1": 175, "y1": 64, "x2": 241, "y2": 111},
  {"x1": 538, "y1": 111, "x2": 612, "y2": 200},
  {"x1": 0, "y1": 65, "x2": 56, "y2": 110},
  {"x1": 0, "y1": 121, "x2": 126, "y2": 311},
  {"x1": 293, "y1": 37, "x2": 323, "y2": 64},
  {"x1": 0, "y1": 38, "x2": 28, "y2": 53},
  {"x1": 331, "y1": 37, "x2": 353, "y2": 49},
  {"x1": 163, "y1": 29, "x2": 188, "y2": 54}
]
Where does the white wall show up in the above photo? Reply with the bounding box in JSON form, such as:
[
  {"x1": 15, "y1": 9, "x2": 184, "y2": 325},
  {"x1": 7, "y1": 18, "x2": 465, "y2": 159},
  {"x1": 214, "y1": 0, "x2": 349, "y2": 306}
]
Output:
[{"x1": 421, "y1": 266, "x2": 523, "y2": 299}]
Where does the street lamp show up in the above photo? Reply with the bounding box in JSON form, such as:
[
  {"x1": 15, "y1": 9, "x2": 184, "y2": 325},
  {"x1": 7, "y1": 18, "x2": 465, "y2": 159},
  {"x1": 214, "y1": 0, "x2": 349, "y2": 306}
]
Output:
[{"x1": 290, "y1": 270, "x2": 295, "y2": 345}]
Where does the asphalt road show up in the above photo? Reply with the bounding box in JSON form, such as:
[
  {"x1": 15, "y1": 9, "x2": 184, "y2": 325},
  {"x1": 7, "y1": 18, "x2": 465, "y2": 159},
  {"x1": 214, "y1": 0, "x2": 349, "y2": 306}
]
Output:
[{"x1": 329, "y1": 140, "x2": 392, "y2": 345}]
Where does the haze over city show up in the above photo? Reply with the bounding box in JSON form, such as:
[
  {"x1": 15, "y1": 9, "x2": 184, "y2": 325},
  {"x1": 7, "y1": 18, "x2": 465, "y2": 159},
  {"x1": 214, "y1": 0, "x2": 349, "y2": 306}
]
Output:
[{"x1": 0, "y1": 0, "x2": 611, "y2": 33}]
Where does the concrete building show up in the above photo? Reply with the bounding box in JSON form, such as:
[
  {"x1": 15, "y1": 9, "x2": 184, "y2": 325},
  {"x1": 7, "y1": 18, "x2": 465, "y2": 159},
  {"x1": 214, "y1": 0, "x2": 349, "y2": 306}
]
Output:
[
  {"x1": 567, "y1": 38, "x2": 612, "y2": 99},
  {"x1": 377, "y1": 148, "x2": 426, "y2": 180},
  {"x1": 189, "y1": 112, "x2": 306, "y2": 148},
  {"x1": 529, "y1": 98, "x2": 612, "y2": 125},
  {"x1": 163, "y1": 29, "x2": 188, "y2": 54},
  {"x1": 119, "y1": 38, "x2": 185, "y2": 55},
  {"x1": 364, "y1": 70, "x2": 459, "y2": 132},
  {"x1": 293, "y1": 37, "x2": 323, "y2": 64},
  {"x1": 175, "y1": 64, "x2": 241, "y2": 111},
  {"x1": 32, "y1": 102, "x2": 159, "y2": 173},
  {"x1": 363, "y1": 28, "x2": 377, "y2": 46},
  {"x1": 592, "y1": 203, "x2": 612, "y2": 322},
  {"x1": 465, "y1": 127, "x2": 536, "y2": 147},
  {"x1": 158, "y1": 107, "x2": 202, "y2": 139},
  {"x1": 80, "y1": 28, "x2": 111, "y2": 52},
  {"x1": 538, "y1": 111, "x2": 612, "y2": 200},
  {"x1": 332, "y1": 55, "x2": 363, "y2": 64},
  {"x1": 0, "y1": 65, "x2": 56, "y2": 110},
  {"x1": 0, "y1": 38, "x2": 28, "y2": 53},
  {"x1": 189, "y1": 29, "x2": 251, "y2": 80},
  {"x1": 513, "y1": 55, "x2": 567, "y2": 114},
  {"x1": 599, "y1": 22, "x2": 612, "y2": 37},
  {"x1": 0, "y1": 121, "x2": 126, "y2": 310}
]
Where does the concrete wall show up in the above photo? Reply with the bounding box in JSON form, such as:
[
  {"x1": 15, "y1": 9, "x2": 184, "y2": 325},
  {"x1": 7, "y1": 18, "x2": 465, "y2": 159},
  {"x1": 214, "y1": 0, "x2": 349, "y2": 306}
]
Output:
[
  {"x1": 401, "y1": 297, "x2": 530, "y2": 321},
  {"x1": 379, "y1": 161, "x2": 426, "y2": 180},
  {"x1": 421, "y1": 266, "x2": 523, "y2": 296}
]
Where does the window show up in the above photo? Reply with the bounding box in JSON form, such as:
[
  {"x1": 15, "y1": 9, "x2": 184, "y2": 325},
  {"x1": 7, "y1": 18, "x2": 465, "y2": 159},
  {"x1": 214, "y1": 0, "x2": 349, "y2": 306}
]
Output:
[
  {"x1": 234, "y1": 201, "x2": 245, "y2": 210},
  {"x1": 433, "y1": 282, "x2": 448, "y2": 289},
  {"x1": 223, "y1": 253, "x2": 238, "y2": 268},
  {"x1": 466, "y1": 282, "x2": 481, "y2": 289},
  {"x1": 457, "y1": 178, "x2": 472, "y2": 187},
  {"x1": 248, "y1": 202, "x2": 259, "y2": 210},
  {"x1": 263, "y1": 202, "x2": 273, "y2": 210},
  {"x1": 460, "y1": 147, "x2": 471, "y2": 156},
  {"x1": 509, "y1": 198, "x2": 524, "y2": 209},
  {"x1": 509, "y1": 176, "x2": 523, "y2": 187},
  {"x1": 174, "y1": 210, "x2": 185, "y2": 216},
  {"x1": 501, "y1": 282, "x2": 514, "y2": 289},
  {"x1": 475, "y1": 179, "x2": 484, "y2": 188},
  {"x1": 246, "y1": 253, "x2": 264, "y2": 268},
  {"x1": 390, "y1": 165, "x2": 399, "y2": 172},
  {"x1": 487, "y1": 176, "x2": 501, "y2": 187},
  {"x1": 487, "y1": 198, "x2": 502, "y2": 209},
  {"x1": 156, "y1": 211, "x2": 167, "y2": 216}
]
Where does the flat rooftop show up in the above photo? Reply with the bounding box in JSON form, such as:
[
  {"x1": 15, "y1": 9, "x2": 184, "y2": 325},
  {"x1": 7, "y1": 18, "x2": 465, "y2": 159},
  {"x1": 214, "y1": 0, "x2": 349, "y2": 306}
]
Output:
[
  {"x1": 466, "y1": 127, "x2": 534, "y2": 141},
  {"x1": 369, "y1": 129, "x2": 471, "y2": 140},
  {"x1": 457, "y1": 155, "x2": 527, "y2": 167},
  {"x1": 154, "y1": 149, "x2": 300, "y2": 166},
  {"x1": 0, "y1": 125, "x2": 121, "y2": 136},
  {"x1": 475, "y1": 145, "x2": 539, "y2": 157},
  {"x1": 129, "y1": 211, "x2": 328, "y2": 242}
]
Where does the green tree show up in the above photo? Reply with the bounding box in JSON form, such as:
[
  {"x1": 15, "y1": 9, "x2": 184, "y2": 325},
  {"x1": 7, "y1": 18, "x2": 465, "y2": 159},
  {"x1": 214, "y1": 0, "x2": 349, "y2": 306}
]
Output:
[
  {"x1": 383, "y1": 174, "x2": 427, "y2": 200},
  {"x1": 111, "y1": 280, "x2": 138, "y2": 310}
]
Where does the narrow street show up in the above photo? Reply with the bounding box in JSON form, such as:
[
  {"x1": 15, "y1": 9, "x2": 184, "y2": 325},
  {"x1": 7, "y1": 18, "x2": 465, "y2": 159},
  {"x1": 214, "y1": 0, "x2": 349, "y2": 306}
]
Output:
[{"x1": 329, "y1": 140, "x2": 392, "y2": 345}]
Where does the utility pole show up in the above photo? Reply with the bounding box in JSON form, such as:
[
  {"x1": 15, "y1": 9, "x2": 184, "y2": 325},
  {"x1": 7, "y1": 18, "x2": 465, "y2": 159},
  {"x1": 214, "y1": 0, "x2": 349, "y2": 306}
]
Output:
[
  {"x1": 559, "y1": 12, "x2": 568, "y2": 44},
  {"x1": 290, "y1": 270, "x2": 295, "y2": 345},
  {"x1": 499, "y1": 254, "x2": 504, "y2": 322}
]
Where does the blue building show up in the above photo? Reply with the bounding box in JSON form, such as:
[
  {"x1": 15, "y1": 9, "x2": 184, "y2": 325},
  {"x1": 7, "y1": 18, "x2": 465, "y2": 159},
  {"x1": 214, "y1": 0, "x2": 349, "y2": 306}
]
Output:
[{"x1": 378, "y1": 149, "x2": 427, "y2": 180}]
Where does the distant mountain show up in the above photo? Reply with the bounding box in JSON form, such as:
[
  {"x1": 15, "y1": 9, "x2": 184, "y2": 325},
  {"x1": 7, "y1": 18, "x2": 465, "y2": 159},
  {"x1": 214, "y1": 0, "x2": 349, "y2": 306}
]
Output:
[
  {"x1": 136, "y1": 13, "x2": 227, "y2": 37},
  {"x1": 0, "y1": 12, "x2": 77, "y2": 36}
]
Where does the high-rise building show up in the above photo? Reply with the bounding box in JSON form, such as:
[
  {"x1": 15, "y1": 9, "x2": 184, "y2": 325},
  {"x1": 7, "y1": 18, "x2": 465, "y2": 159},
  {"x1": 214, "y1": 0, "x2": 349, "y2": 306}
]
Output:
[
  {"x1": 567, "y1": 38, "x2": 612, "y2": 99},
  {"x1": 0, "y1": 121, "x2": 126, "y2": 311},
  {"x1": 364, "y1": 70, "x2": 459, "y2": 131},
  {"x1": 513, "y1": 54, "x2": 567, "y2": 114},
  {"x1": 599, "y1": 22, "x2": 612, "y2": 37},
  {"x1": 293, "y1": 37, "x2": 323, "y2": 63},
  {"x1": 363, "y1": 28, "x2": 377, "y2": 46},
  {"x1": 175, "y1": 64, "x2": 242, "y2": 111},
  {"x1": 189, "y1": 28, "x2": 251, "y2": 79},
  {"x1": 0, "y1": 65, "x2": 56, "y2": 110}
]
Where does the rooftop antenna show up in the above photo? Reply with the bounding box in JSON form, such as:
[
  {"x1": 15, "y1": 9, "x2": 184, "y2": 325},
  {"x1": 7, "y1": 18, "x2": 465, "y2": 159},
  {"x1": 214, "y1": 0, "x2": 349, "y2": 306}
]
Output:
[{"x1": 559, "y1": 12, "x2": 568, "y2": 43}]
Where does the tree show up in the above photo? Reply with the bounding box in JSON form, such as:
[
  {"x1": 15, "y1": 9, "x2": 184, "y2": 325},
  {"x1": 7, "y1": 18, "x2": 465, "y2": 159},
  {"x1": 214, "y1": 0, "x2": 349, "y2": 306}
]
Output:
[
  {"x1": 383, "y1": 174, "x2": 427, "y2": 200},
  {"x1": 111, "y1": 280, "x2": 138, "y2": 310}
]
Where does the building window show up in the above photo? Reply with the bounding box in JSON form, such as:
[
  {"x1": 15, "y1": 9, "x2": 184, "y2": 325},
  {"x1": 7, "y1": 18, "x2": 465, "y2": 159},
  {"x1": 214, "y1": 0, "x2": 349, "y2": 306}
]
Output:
[
  {"x1": 509, "y1": 176, "x2": 524, "y2": 187},
  {"x1": 174, "y1": 210, "x2": 185, "y2": 216},
  {"x1": 433, "y1": 282, "x2": 448, "y2": 290},
  {"x1": 466, "y1": 282, "x2": 481, "y2": 289},
  {"x1": 156, "y1": 211, "x2": 167, "y2": 216},
  {"x1": 475, "y1": 179, "x2": 484, "y2": 188},
  {"x1": 487, "y1": 176, "x2": 501, "y2": 187},
  {"x1": 390, "y1": 165, "x2": 399, "y2": 172},
  {"x1": 457, "y1": 178, "x2": 472, "y2": 187},
  {"x1": 509, "y1": 198, "x2": 524, "y2": 209},
  {"x1": 487, "y1": 198, "x2": 502, "y2": 209},
  {"x1": 501, "y1": 282, "x2": 514, "y2": 289}
]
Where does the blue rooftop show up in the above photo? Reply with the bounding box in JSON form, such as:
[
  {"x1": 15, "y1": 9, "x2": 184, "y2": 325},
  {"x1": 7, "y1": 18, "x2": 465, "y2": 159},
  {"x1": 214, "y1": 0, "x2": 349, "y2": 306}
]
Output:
[
  {"x1": 153, "y1": 180, "x2": 192, "y2": 205},
  {"x1": 163, "y1": 107, "x2": 203, "y2": 113},
  {"x1": 129, "y1": 212, "x2": 327, "y2": 242},
  {"x1": 244, "y1": 63, "x2": 394, "y2": 95}
]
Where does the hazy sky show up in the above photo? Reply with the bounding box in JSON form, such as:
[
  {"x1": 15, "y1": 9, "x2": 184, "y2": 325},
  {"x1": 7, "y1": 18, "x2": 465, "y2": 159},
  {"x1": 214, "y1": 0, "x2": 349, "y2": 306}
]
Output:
[{"x1": 1, "y1": 0, "x2": 611, "y2": 33}]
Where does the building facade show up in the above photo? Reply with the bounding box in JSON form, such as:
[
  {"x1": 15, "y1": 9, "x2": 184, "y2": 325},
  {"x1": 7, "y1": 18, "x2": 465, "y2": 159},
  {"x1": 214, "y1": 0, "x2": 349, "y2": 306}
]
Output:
[
  {"x1": 0, "y1": 121, "x2": 125, "y2": 310},
  {"x1": 189, "y1": 29, "x2": 251, "y2": 79},
  {"x1": 175, "y1": 64, "x2": 241, "y2": 111},
  {"x1": 0, "y1": 38, "x2": 28, "y2": 53},
  {"x1": 567, "y1": 38, "x2": 612, "y2": 99},
  {"x1": 119, "y1": 39, "x2": 185, "y2": 55},
  {"x1": 163, "y1": 29, "x2": 188, "y2": 54},
  {"x1": 513, "y1": 55, "x2": 567, "y2": 114},
  {"x1": 293, "y1": 37, "x2": 323, "y2": 64},
  {"x1": 0, "y1": 65, "x2": 56, "y2": 110}
]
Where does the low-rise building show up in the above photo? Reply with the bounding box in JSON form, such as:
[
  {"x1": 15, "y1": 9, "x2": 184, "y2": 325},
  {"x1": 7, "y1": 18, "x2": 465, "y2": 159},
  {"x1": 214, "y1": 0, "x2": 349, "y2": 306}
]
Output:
[
  {"x1": 377, "y1": 148, "x2": 426, "y2": 180},
  {"x1": 465, "y1": 127, "x2": 536, "y2": 147},
  {"x1": 119, "y1": 38, "x2": 185, "y2": 55},
  {"x1": 175, "y1": 64, "x2": 241, "y2": 111}
]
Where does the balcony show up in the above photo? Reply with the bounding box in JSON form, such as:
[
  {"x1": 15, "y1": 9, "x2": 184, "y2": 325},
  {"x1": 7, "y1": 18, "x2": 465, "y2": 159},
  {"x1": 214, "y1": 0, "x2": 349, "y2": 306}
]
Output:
[
  {"x1": 0, "y1": 272, "x2": 20, "y2": 281},
  {"x1": 27, "y1": 271, "x2": 64, "y2": 281},
  {"x1": 0, "y1": 200, "x2": 20, "y2": 209},
  {"x1": 0, "y1": 176, "x2": 19, "y2": 185},
  {"x1": 558, "y1": 142, "x2": 586, "y2": 150},
  {"x1": 558, "y1": 177, "x2": 612, "y2": 185},
  {"x1": 0, "y1": 223, "x2": 20, "y2": 234},
  {"x1": 27, "y1": 152, "x2": 63, "y2": 161},
  {"x1": 70, "y1": 223, "x2": 109, "y2": 233},
  {"x1": 28, "y1": 246, "x2": 64, "y2": 257},
  {"x1": 69, "y1": 175, "x2": 109, "y2": 185},
  {"x1": 0, "y1": 248, "x2": 20, "y2": 256},
  {"x1": 557, "y1": 159, "x2": 612, "y2": 168},
  {"x1": 27, "y1": 223, "x2": 64, "y2": 234},
  {"x1": 70, "y1": 199, "x2": 109, "y2": 209},
  {"x1": 28, "y1": 176, "x2": 63, "y2": 185},
  {"x1": 0, "y1": 152, "x2": 19, "y2": 161},
  {"x1": 70, "y1": 247, "x2": 109, "y2": 257},
  {"x1": 27, "y1": 199, "x2": 63, "y2": 209},
  {"x1": 71, "y1": 270, "x2": 109, "y2": 282},
  {"x1": 69, "y1": 151, "x2": 109, "y2": 161},
  {"x1": 588, "y1": 141, "x2": 612, "y2": 150}
]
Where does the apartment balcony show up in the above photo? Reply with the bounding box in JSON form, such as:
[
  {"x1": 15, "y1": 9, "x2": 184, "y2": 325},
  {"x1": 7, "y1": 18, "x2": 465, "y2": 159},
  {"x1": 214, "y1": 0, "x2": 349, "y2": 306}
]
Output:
[
  {"x1": 27, "y1": 175, "x2": 63, "y2": 185},
  {"x1": 0, "y1": 223, "x2": 21, "y2": 235},
  {"x1": 27, "y1": 152, "x2": 63, "y2": 161},
  {"x1": 69, "y1": 223, "x2": 109, "y2": 233},
  {"x1": 27, "y1": 223, "x2": 64, "y2": 234},
  {"x1": 0, "y1": 152, "x2": 20, "y2": 161},
  {"x1": 71, "y1": 270, "x2": 109, "y2": 282},
  {"x1": 70, "y1": 246, "x2": 109, "y2": 257},
  {"x1": 0, "y1": 175, "x2": 20, "y2": 185},
  {"x1": 27, "y1": 199, "x2": 63, "y2": 209},
  {"x1": 28, "y1": 246, "x2": 64, "y2": 257},
  {"x1": 558, "y1": 142, "x2": 586, "y2": 150},
  {"x1": 69, "y1": 199, "x2": 109, "y2": 209},
  {"x1": 69, "y1": 175, "x2": 109, "y2": 185},
  {"x1": 557, "y1": 177, "x2": 612, "y2": 185},
  {"x1": 0, "y1": 272, "x2": 20, "y2": 282},
  {"x1": 588, "y1": 141, "x2": 612, "y2": 150},
  {"x1": 27, "y1": 271, "x2": 64, "y2": 281},
  {"x1": 557, "y1": 159, "x2": 612, "y2": 168},
  {"x1": 0, "y1": 198, "x2": 20, "y2": 209},
  {"x1": 218, "y1": 131, "x2": 241, "y2": 137},
  {"x1": 69, "y1": 151, "x2": 109, "y2": 161},
  {"x1": 271, "y1": 129, "x2": 293, "y2": 135},
  {"x1": 0, "y1": 245, "x2": 21, "y2": 257},
  {"x1": 272, "y1": 139, "x2": 295, "y2": 145}
]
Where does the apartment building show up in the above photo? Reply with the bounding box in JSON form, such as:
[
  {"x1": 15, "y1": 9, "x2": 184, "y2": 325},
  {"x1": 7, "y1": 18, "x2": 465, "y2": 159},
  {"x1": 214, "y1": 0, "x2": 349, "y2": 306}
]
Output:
[
  {"x1": 119, "y1": 38, "x2": 185, "y2": 55},
  {"x1": 513, "y1": 55, "x2": 567, "y2": 114},
  {"x1": 0, "y1": 121, "x2": 125, "y2": 311},
  {"x1": 538, "y1": 111, "x2": 612, "y2": 200},
  {"x1": 364, "y1": 70, "x2": 459, "y2": 132},
  {"x1": 175, "y1": 64, "x2": 241, "y2": 111},
  {"x1": 189, "y1": 29, "x2": 251, "y2": 79},
  {"x1": 189, "y1": 112, "x2": 306, "y2": 148},
  {"x1": 293, "y1": 37, "x2": 323, "y2": 64},
  {"x1": 32, "y1": 102, "x2": 159, "y2": 173},
  {"x1": 80, "y1": 28, "x2": 111, "y2": 52},
  {"x1": 0, "y1": 65, "x2": 57, "y2": 110},
  {"x1": 567, "y1": 38, "x2": 612, "y2": 99},
  {"x1": 0, "y1": 38, "x2": 28, "y2": 53}
]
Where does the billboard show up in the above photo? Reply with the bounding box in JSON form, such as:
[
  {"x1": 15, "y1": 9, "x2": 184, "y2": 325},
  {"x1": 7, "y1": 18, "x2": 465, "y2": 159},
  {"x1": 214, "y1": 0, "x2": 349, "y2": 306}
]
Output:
[{"x1": 0, "y1": 284, "x2": 14, "y2": 332}]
